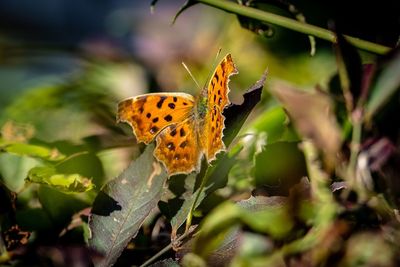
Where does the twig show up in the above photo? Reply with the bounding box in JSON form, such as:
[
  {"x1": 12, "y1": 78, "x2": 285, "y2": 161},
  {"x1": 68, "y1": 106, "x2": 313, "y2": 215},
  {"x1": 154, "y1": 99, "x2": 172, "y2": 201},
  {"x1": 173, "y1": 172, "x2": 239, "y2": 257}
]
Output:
[{"x1": 197, "y1": 0, "x2": 391, "y2": 55}]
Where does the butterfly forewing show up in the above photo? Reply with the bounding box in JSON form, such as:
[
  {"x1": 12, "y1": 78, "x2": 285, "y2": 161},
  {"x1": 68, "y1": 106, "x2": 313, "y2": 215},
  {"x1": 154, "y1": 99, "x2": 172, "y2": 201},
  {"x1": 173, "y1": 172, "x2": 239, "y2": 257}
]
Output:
[
  {"x1": 204, "y1": 105, "x2": 226, "y2": 161},
  {"x1": 117, "y1": 93, "x2": 195, "y2": 144},
  {"x1": 204, "y1": 54, "x2": 238, "y2": 161},
  {"x1": 207, "y1": 54, "x2": 238, "y2": 110}
]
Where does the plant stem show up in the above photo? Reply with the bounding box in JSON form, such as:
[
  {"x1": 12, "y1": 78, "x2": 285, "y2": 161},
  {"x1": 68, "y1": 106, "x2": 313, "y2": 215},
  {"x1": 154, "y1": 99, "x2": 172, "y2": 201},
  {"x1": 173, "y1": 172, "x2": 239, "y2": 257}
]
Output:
[
  {"x1": 186, "y1": 168, "x2": 210, "y2": 232},
  {"x1": 139, "y1": 230, "x2": 193, "y2": 267},
  {"x1": 197, "y1": 0, "x2": 391, "y2": 55}
]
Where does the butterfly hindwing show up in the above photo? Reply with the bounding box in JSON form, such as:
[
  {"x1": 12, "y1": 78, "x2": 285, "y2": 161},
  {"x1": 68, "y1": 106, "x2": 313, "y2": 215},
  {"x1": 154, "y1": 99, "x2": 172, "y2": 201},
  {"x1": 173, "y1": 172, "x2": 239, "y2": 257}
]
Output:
[
  {"x1": 154, "y1": 118, "x2": 201, "y2": 175},
  {"x1": 117, "y1": 93, "x2": 195, "y2": 144}
]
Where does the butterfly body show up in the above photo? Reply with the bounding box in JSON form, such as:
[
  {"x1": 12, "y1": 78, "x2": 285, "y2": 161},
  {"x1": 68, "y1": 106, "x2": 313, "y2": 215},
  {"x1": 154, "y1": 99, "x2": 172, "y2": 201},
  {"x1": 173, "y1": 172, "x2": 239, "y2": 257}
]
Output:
[{"x1": 117, "y1": 54, "x2": 238, "y2": 175}]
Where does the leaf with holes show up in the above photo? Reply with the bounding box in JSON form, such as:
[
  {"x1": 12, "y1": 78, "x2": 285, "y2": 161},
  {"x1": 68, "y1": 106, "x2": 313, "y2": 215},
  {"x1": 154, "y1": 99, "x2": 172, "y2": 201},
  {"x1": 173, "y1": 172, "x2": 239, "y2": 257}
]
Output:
[{"x1": 88, "y1": 144, "x2": 168, "y2": 267}]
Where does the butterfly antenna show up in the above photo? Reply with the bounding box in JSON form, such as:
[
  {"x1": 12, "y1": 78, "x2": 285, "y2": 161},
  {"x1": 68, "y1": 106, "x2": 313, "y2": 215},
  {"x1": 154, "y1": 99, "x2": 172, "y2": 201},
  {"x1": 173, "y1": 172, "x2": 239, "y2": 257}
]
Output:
[
  {"x1": 182, "y1": 62, "x2": 201, "y2": 90},
  {"x1": 202, "y1": 48, "x2": 222, "y2": 89}
]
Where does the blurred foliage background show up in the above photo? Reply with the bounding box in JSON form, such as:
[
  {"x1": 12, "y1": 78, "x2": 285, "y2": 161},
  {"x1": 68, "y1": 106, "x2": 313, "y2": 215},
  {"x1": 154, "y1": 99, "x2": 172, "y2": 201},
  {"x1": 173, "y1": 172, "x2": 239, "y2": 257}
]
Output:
[{"x1": 0, "y1": 0, "x2": 399, "y2": 266}]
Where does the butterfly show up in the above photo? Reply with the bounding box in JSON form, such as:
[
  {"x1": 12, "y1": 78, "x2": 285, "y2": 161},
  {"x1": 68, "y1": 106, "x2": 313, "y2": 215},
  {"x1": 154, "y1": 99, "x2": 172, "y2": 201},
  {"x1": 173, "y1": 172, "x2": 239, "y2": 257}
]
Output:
[{"x1": 117, "y1": 54, "x2": 238, "y2": 175}]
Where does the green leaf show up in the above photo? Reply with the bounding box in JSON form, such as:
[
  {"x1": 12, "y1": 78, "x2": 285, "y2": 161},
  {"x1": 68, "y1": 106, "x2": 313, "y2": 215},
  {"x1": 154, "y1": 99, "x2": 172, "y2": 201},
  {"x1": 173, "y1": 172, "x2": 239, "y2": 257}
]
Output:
[
  {"x1": 168, "y1": 146, "x2": 242, "y2": 239},
  {"x1": 89, "y1": 144, "x2": 168, "y2": 267},
  {"x1": 366, "y1": 49, "x2": 400, "y2": 119},
  {"x1": 26, "y1": 166, "x2": 94, "y2": 193},
  {"x1": 269, "y1": 82, "x2": 342, "y2": 168},
  {"x1": 193, "y1": 196, "x2": 293, "y2": 258},
  {"x1": 237, "y1": 196, "x2": 292, "y2": 237},
  {"x1": 38, "y1": 186, "x2": 91, "y2": 228},
  {"x1": 250, "y1": 106, "x2": 299, "y2": 143},
  {"x1": 254, "y1": 141, "x2": 307, "y2": 196},
  {"x1": 0, "y1": 153, "x2": 39, "y2": 191},
  {"x1": 0, "y1": 139, "x2": 65, "y2": 161}
]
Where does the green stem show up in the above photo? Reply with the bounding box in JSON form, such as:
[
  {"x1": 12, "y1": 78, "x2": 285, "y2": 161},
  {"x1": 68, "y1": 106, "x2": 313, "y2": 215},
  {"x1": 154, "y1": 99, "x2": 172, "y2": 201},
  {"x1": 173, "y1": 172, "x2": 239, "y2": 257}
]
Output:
[
  {"x1": 186, "y1": 168, "x2": 210, "y2": 232},
  {"x1": 347, "y1": 108, "x2": 363, "y2": 191},
  {"x1": 197, "y1": 0, "x2": 391, "y2": 55},
  {"x1": 139, "y1": 229, "x2": 193, "y2": 267}
]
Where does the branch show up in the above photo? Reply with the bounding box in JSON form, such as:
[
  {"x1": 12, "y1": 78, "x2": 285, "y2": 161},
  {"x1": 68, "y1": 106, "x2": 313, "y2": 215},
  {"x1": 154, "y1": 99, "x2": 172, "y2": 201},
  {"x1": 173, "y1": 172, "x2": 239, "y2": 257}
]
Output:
[{"x1": 197, "y1": 0, "x2": 391, "y2": 55}]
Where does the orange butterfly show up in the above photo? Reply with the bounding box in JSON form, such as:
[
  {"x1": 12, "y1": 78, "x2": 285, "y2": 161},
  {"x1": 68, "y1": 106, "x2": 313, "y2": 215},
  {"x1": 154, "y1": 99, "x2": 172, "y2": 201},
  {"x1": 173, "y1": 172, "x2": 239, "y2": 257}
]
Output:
[{"x1": 117, "y1": 54, "x2": 238, "y2": 175}]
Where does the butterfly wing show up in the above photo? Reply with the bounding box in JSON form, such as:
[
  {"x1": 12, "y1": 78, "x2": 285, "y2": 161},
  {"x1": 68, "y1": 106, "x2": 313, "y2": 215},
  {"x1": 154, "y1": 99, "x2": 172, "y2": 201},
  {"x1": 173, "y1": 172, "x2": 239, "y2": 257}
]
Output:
[
  {"x1": 204, "y1": 54, "x2": 238, "y2": 161},
  {"x1": 207, "y1": 54, "x2": 238, "y2": 110},
  {"x1": 154, "y1": 117, "x2": 201, "y2": 175},
  {"x1": 117, "y1": 93, "x2": 195, "y2": 144}
]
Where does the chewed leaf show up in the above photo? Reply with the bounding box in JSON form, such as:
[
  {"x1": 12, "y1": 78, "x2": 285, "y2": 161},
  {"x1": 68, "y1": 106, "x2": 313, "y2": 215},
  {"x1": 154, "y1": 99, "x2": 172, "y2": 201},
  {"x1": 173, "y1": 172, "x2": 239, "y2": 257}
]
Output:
[
  {"x1": 0, "y1": 139, "x2": 66, "y2": 161},
  {"x1": 27, "y1": 166, "x2": 94, "y2": 193},
  {"x1": 89, "y1": 144, "x2": 168, "y2": 267},
  {"x1": 223, "y1": 69, "x2": 267, "y2": 146}
]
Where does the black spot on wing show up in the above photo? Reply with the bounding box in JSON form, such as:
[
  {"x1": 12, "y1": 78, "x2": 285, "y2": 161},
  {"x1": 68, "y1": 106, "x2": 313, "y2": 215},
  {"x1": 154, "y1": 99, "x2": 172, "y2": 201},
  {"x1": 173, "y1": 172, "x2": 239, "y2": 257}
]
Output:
[
  {"x1": 152, "y1": 117, "x2": 159, "y2": 123},
  {"x1": 164, "y1": 115, "x2": 172, "y2": 122},
  {"x1": 168, "y1": 103, "x2": 175, "y2": 109},
  {"x1": 157, "y1": 96, "x2": 167, "y2": 109},
  {"x1": 180, "y1": 128, "x2": 186, "y2": 137},
  {"x1": 167, "y1": 142, "x2": 175, "y2": 150},
  {"x1": 150, "y1": 126, "x2": 159, "y2": 134},
  {"x1": 170, "y1": 128, "x2": 177, "y2": 137},
  {"x1": 179, "y1": 141, "x2": 187, "y2": 148},
  {"x1": 211, "y1": 80, "x2": 215, "y2": 88}
]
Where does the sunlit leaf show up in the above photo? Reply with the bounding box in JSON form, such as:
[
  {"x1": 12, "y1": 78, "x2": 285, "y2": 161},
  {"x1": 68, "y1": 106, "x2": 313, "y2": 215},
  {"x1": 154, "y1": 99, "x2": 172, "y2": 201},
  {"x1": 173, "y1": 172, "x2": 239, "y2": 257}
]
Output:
[
  {"x1": 27, "y1": 166, "x2": 94, "y2": 193},
  {"x1": 1, "y1": 141, "x2": 65, "y2": 161},
  {"x1": 250, "y1": 106, "x2": 298, "y2": 143},
  {"x1": 89, "y1": 144, "x2": 168, "y2": 267}
]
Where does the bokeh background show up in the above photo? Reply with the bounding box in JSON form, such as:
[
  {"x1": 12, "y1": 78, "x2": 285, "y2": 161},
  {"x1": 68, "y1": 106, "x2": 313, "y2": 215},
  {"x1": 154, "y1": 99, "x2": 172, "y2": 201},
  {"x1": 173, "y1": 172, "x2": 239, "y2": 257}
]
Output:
[{"x1": 0, "y1": 0, "x2": 399, "y2": 265}]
